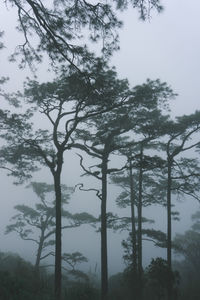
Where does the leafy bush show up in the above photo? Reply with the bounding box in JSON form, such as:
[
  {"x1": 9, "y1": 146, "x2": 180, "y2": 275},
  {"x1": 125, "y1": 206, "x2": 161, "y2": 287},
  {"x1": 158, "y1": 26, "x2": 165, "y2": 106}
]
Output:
[
  {"x1": 64, "y1": 282, "x2": 100, "y2": 300},
  {"x1": 0, "y1": 252, "x2": 53, "y2": 300}
]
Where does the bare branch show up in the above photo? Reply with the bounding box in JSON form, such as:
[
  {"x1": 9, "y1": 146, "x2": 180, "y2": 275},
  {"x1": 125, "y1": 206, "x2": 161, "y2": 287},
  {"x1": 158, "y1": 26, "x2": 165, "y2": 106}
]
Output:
[
  {"x1": 75, "y1": 183, "x2": 102, "y2": 200},
  {"x1": 77, "y1": 153, "x2": 102, "y2": 180}
]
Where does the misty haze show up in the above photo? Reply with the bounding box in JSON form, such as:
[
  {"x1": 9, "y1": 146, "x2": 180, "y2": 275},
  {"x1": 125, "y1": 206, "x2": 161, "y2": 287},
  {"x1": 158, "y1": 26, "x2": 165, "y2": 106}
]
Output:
[{"x1": 0, "y1": 1, "x2": 200, "y2": 300}]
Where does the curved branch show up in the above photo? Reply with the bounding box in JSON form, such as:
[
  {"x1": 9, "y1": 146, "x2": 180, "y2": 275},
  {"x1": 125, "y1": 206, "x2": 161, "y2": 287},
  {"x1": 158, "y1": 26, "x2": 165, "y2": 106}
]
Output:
[
  {"x1": 77, "y1": 153, "x2": 102, "y2": 180},
  {"x1": 75, "y1": 183, "x2": 102, "y2": 200}
]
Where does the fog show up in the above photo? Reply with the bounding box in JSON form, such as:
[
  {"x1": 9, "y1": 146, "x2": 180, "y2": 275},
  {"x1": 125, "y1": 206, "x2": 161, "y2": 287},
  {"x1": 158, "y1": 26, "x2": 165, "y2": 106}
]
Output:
[{"x1": 0, "y1": 0, "x2": 200, "y2": 278}]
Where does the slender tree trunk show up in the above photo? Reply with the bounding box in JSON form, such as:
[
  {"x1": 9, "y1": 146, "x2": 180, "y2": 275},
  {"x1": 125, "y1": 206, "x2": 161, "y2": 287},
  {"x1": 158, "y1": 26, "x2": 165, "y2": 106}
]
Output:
[
  {"x1": 34, "y1": 230, "x2": 44, "y2": 274},
  {"x1": 54, "y1": 156, "x2": 63, "y2": 300},
  {"x1": 101, "y1": 154, "x2": 108, "y2": 300},
  {"x1": 129, "y1": 159, "x2": 139, "y2": 300},
  {"x1": 129, "y1": 159, "x2": 137, "y2": 272},
  {"x1": 137, "y1": 145, "x2": 143, "y2": 300},
  {"x1": 33, "y1": 230, "x2": 45, "y2": 297},
  {"x1": 167, "y1": 159, "x2": 172, "y2": 300}
]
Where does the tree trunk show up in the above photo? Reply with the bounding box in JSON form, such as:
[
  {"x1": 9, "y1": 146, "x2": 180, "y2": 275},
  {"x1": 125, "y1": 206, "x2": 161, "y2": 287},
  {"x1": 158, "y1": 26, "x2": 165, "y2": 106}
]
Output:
[
  {"x1": 167, "y1": 159, "x2": 172, "y2": 300},
  {"x1": 137, "y1": 145, "x2": 143, "y2": 300},
  {"x1": 129, "y1": 159, "x2": 137, "y2": 272},
  {"x1": 34, "y1": 229, "x2": 45, "y2": 274},
  {"x1": 101, "y1": 154, "x2": 108, "y2": 300},
  {"x1": 54, "y1": 160, "x2": 63, "y2": 300},
  {"x1": 129, "y1": 159, "x2": 140, "y2": 300},
  {"x1": 33, "y1": 229, "x2": 45, "y2": 297}
]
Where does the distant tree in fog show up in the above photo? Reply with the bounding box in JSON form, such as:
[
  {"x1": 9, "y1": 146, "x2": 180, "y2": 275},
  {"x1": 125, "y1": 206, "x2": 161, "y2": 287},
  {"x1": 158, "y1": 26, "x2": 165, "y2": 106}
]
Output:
[
  {"x1": 173, "y1": 210, "x2": 200, "y2": 272},
  {"x1": 5, "y1": 181, "x2": 96, "y2": 274},
  {"x1": 159, "y1": 111, "x2": 200, "y2": 300}
]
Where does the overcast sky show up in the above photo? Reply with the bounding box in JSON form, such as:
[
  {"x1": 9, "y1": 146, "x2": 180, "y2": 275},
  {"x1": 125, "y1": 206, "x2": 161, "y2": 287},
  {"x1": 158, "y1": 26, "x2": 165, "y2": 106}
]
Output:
[{"x1": 0, "y1": 0, "x2": 200, "y2": 275}]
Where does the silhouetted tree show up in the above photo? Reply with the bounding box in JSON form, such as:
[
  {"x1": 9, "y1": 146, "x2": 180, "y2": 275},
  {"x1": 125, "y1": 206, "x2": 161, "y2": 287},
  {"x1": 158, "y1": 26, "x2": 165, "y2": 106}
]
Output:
[
  {"x1": 111, "y1": 112, "x2": 171, "y2": 299},
  {"x1": 74, "y1": 78, "x2": 174, "y2": 300},
  {"x1": 5, "y1": 182, "x2": 95, "y2": 274},
  {"x1": 111, "y1": 158, "x2": 138, "y2": 275},
  {"x1": 160, "y1": 111, "x2": 200, "y2": 300},
  {"x1": 1, "y1": 61, "x2": 133, "y2": 300},
  {"x1": 74, "y1": 111, "x2": 133, "y2": 300},
  {"x1": 62, "y1": 252, "x2": 89, "y2": 282}
]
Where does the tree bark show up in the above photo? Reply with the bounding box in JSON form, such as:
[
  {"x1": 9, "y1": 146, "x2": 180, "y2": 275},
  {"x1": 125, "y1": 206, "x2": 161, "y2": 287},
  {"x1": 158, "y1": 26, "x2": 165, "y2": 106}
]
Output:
[
  {"x1": 34, "y1": 228, "x2": 45, "y2": 274},
  {"x1": 54, "y1": 155, "x2": 63, "y2": 300},
  {"x1": 101, "y1": 154, "x2": 108, "y2": 300},
  {"x1": 137, "y1": 145, "x2": 143, "y2": 300},
  {"x1": 167, "y1": 158, "x2": 172, "y2": 300},
  {"x1": 129, "y1": 159, "x2": 137, "y2": 272}
]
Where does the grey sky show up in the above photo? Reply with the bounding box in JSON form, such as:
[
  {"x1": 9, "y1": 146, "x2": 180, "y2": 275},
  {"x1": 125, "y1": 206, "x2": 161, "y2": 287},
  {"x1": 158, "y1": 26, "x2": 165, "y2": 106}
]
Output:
[
  {"x1": 113, "y1": 0, "x2": 200, "y2": 116},
  {"x1": 0, "y1": 0, "x2": 200, "y2": 275}
]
